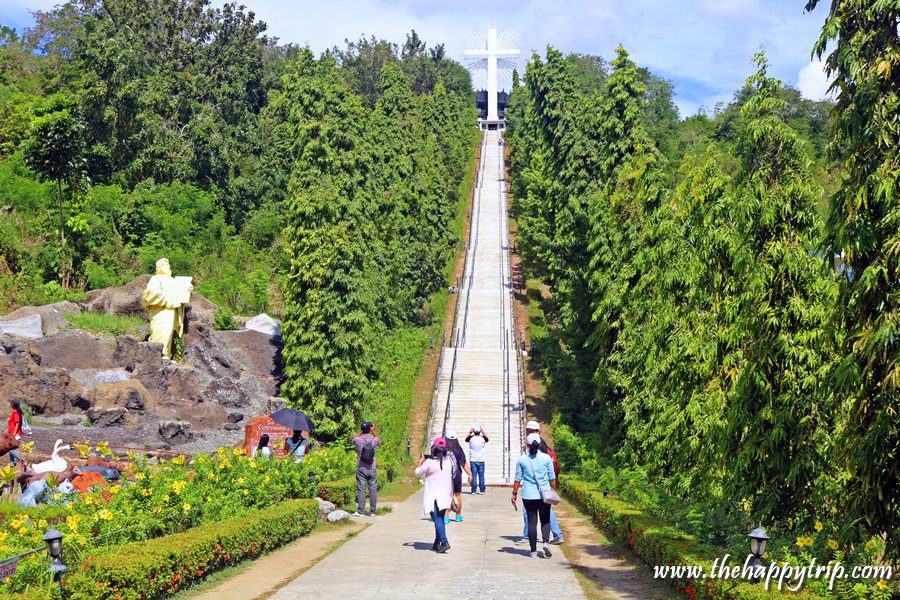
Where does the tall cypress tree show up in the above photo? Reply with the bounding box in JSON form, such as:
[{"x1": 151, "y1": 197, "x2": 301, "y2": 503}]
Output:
[
  {"x1": 280, "y1": 49, "x2": 380, "y2": 437},
  {"x1": 807, "y1": 0, "x2": 900, "y2": 549}
]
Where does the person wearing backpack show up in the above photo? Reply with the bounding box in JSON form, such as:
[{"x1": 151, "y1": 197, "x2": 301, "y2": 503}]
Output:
[
  {"x1": 520, "y1": 420, "x2": 564, "y2": 544},
  {"x1": 351, "y1": 421, "x2": 381, "y2": 517}
]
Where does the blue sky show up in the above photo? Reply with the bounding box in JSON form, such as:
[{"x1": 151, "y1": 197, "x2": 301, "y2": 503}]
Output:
[{"x1": 1, "y1": 0, "x2": 834, "y2": 117}]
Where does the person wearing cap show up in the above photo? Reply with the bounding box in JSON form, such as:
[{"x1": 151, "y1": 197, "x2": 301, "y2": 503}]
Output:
[
  {"x1": 415, "y1": 438, "x2": 454, "y2": 553},
  {"x1": 465, "y1": 425, "x2": 489, "y2": 494},
  {"x1": 350, "y1": 421, "x2": 381, "y2": 517},
  {"x1": 512, "y1": 432, "x2": 557, "y2": 558},
  {"x1": 521, "y1": 420, "x2": 564, "y2": 544},
  {"x1": 444, "y1": 432, "x2": 472, "y2": 523}
]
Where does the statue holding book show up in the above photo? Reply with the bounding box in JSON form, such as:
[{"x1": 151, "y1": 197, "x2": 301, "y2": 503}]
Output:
[{"x1": 142, "y1": 258, "x2": 193, "y2": 359}]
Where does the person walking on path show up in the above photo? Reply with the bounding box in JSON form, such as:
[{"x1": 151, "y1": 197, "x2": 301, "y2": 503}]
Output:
[
  {"x1": 512, "y1": 432, "x2": 557, "y2": 558},
  {"x1": 415, "y1": 438, "x2": 454, "y2": 553},
  {"x1": 284, "y1": 430, "x2": 310, "y2": 463},
  {"x1": 520, "y1": 420, "x2": 564, "y2": 544},
  {"x1": 465, "y1": 426, "x2": 489, "y2": 494},
  {"x1": 351, "y1": 421, "x2": 381, "y2": 517},
  {"x1": 7, "y1": 398, "x2": 29, "y2": 467},
  {"x1": 444, "y1": 432, "x2": 472, "y2": 523}
]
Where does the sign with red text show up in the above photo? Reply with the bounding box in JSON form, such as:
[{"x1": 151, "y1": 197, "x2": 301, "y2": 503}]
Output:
[{"x1": 244, "y1": 415, "x2": 293, "y2": 457}]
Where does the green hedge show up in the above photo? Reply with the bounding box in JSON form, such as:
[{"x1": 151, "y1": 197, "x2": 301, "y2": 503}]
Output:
[
  {"x1": 316, "y1": 477, "x2": 356, "y2": 507},
  {"x1": 63, "y1": 499, "x2": 317, "y2": 599},
  {"x1": 559, "y1": 477, "x2": 818, "y2": 600}
]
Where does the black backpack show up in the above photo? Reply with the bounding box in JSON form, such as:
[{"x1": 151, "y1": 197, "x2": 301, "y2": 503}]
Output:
[{"x1": 359, "y1": 440, "x2": 376, "y2": 466}]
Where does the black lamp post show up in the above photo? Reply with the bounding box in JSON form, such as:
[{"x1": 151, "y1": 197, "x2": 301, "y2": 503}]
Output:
[
  {"x1": 308, "y1": 470, "x2": 317, "y2": 484},
  {"x1": 747, "y1": 523, "x2": 769, "y2": 582},
  {"x1": 43, "y1": 527, "x2": 67, "y2": 588}
]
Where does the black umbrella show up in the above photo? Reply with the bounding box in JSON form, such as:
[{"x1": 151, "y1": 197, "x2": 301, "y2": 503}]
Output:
[{"x1": 269, "y1": 408, "x2": 316, "y2": 433}]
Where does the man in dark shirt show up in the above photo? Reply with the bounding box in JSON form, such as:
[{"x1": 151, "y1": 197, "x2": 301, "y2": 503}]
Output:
[{"x1": 350, "y1": 421, "x2": 382, "y2": 517}]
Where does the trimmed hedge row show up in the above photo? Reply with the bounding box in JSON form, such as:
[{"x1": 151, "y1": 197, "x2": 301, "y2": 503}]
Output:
[
  {"x1": 317, "y1": 477, "x2": 356, "y2": 507},
  {"x1": 559, "y1": 477, "x2": 817, "y2": 600},
  {"x1": 63, "y1": 499, "x2": 318, "y2": 599}
]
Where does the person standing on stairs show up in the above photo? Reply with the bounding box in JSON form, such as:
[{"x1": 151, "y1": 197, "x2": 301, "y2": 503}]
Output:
[
  {"x1": 351, "y1": 421, "x2": 381, "y2": 517},
  {"x1": 512, "y1": 433, "x2": 557, "y2": 558},
  {"x1": 444, "y1": 433, "x2": 471, "y2": 523},
  {"x1": 415, "y1": 438, "x2": 453, "y2": 553},
  {"x1": 521, "y1": 420, "x2": 564, "y2": 544},
  {"x1": 466, "y1": 425, "x2": 489, "y2": 494}
]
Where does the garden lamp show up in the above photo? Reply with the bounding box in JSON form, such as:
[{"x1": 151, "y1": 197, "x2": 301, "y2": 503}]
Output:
[
  {"x1": 748, "y1": 523, "x2": 769, "y2": 557},
  {"x1": 308, "y1": 470, "x2": 317, "y2": 484},
  {"x1": 42, "y1": 528, "x2": 67, "y2": 576}
]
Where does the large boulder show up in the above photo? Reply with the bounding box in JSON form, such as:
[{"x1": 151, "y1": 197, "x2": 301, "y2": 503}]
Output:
[
  {"x1": 2, "y1": 301, "x2": 81, "y2": 335},
  {"x1": 0, "y1": 314, "x2": 43, "y2": 339},
  {"x1": 0, "y1": 349, "x2": 86, "y2": 415},
  {"x1": 158, "y1": 420, "x2": 194, "y2": 443},
  {"x1": 90, "y1": 379, "x2": 155, "y2": 414},
  {"x1": 70, "y1": 368, "x2": 131, "y2": 390},
  {"x1": 326, "y1": 510, "x2": 350, "y2": 523},
  {"x1": 317, "y1": 498, "x2": 336, "y2": 516},
  {"x1": 244, "y1": 313, "x2": 281, "y2": 337},
  {"x1": 84, "y1": 275, "x2": 151, "y2": 317},
  {"x1": 87, "y1": 406, "x2": 136, "y2": 428},
  {"x1": 29, "y1": 331, "x2": 117, "y2": 370}
]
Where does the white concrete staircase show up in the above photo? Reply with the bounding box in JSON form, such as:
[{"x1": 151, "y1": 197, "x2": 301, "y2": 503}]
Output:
[{"x1": 427, "y1": 131, "x2": 523, "y2": 484}]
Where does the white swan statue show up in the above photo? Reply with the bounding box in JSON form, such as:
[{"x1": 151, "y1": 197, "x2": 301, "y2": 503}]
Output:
[{"x1": 31, "y1": 439, "x2": 71, "y2": 474}]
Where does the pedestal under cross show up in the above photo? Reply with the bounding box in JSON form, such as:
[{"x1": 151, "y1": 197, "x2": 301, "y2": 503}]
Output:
[{"x1": 464, "y1": 26, "x2": 520, "y2": 122}]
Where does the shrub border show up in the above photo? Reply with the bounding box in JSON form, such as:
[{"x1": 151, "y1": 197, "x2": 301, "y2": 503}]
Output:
[
  {"x1": 63, "y1": 498, "x2": 318, "y2": 599},
  {"x1": 559, "y1": 476, "x2": 818, "y2": 600}
]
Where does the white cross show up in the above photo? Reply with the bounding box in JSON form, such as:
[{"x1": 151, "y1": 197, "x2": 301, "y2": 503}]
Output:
[{"x1": 464, "y1": 26, "x2": 520, "y2": 121}]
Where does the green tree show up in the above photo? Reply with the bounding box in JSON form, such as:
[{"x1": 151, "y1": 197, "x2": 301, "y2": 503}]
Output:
[
  {"x1": 807, "y1": 0, "x2": 900, "y2": 551},
  {"x1": 21, "y1": 93, "x2": 86, "y2": 287},
  {"x1": 279, "y1": 50, "x2": 380, "y2": 438}
]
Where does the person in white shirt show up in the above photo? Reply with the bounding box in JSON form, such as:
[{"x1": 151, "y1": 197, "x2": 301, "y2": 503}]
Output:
[{"x1": 465, "y1": 425, "x2": 489, "y2": 494}]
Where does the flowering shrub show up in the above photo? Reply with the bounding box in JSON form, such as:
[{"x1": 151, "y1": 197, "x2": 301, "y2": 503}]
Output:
[
  {"x1": 560, "y1": 477, "x2": 893, "y2": 600},
  {"x1": 0, "y1": 448, "x2": 316, "y2": 595},
  {"x1": 64, "y1": 499, "x2": 317, "y2": 599}
]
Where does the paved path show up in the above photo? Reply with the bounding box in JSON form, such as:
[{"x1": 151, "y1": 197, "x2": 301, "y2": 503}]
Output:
[
  {"x1": 428, "y1": 130, "x2": 523, "y2": 484},
  {"x1": 272, "y1": 488, "x2": 586, "y2": 599}
]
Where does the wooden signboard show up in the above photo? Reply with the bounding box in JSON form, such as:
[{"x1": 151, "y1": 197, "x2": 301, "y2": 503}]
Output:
[{"x1": 244, "y1": 415, "x2": 293, "y2": 457}]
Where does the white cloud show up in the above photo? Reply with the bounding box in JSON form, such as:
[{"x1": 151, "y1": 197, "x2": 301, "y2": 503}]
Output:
[
  {"x1": 701, "y1": 0, "x2": 761, "y2": 16},
  {"x1": 797, "y1": 56, "x2": 834, "y2": 100}
]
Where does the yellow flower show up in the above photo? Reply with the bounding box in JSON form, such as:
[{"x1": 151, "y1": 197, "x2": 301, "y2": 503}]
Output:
[
  {"x1": 20, "y1": 440, "x2": 35, "y2": 453},
  {"x1": 142, "y1": 488, "x2": 152, "y2": 497},
  {"x1": 10, "y1": 516, "x2": 24, "y2": 529},
  {"x1": 207, "y1": 472, "x2": 215, "y2": 479},
  {"x1": 263, "y1": 475, "x2": 270, "y2": 483},
  {"x1": 109, "y1": 486, "x2": 120, "y2": 494},
  {"x1": 97, "y1": 509, "x2": 113, "y2": 521},
  {"x1": 827, "y1": 539, "x2": 839, "y2": 551},
  {"x1": 242, "y1": 489, "x2": 249, "y2": 496},
  {"x1": 18, "y1": 527, "x2": 28, "y2": 536},
  {"x1": 876, "y1": 580, "x2": 888, "y2": 590},
  {"x1": 787, "y1": 517, "x2": 793, "y2": 527},
  {"x1": 171, "y1": 454, "x2": 186, "y2": 466},
  {"x1": 814, "y1": 521, "x2": 823, "y2": 532},
  {"x1": 183, "y1": 503, "x2": 192, "y2": 512},
  {"x1": 206, "y1": 496, "x2": 212, "y2": 502},
  {"x1": 0, "y1": 532, "x2": 7, "y2": 543},
  {"x1": 171, "y1": 480, "x2": 187, "y2": 494},
  {"x1": 163, "y1": 495, "x2": 170, "y2": 502},
  {"x1": 236, "y1": 477, "x2": 245, "y2": 485},
  {"x1": 865, "y1": 539, "x2": 877, "y2": 552},
  {"x1": 37, "y1": 519, "x2": 48, "y2": 529},
  {"x1": 762, "y1": 551, "x2": 770, "y2": 559},
  {"x1": 136, "y1": 473, "x2": 146, "y2": 481}
]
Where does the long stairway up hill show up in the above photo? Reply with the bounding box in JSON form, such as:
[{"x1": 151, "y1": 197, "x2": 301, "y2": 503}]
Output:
[{"x1": 428, "y1": 130, "x2": 523, "y2": 484}]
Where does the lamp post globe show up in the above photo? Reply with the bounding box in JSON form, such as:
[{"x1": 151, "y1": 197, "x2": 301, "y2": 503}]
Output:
[
  {"x1": 748, "y1": 525, "x2": 769, "y2": 557},
  {"x1": 42, "y1": 528, "x2": 63, "y2": 559}
]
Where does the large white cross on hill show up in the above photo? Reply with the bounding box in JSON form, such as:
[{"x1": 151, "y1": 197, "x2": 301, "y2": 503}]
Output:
[{"x1": 464, "y1": 25, "x2": 520, "y2": 122}]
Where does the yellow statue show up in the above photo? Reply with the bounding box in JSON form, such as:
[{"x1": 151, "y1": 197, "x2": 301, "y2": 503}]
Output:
[{"x1": 142, "y1": 258, "x2": 193, "y2": 359}]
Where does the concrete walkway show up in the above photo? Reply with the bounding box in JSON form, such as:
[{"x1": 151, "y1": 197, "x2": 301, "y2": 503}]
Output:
[{"x1": 271, "y1": 488, "x2": 586, "y2": 599}]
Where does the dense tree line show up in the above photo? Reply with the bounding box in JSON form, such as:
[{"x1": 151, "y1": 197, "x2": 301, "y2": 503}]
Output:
[
  {"x1": 0, "y1": 1, "x2": 472, "y2": 319},
  {"x1": 279, "y1": 50, "x2": 476, "y2": 437},
  {"x1": 508, "y1": 2, "x2": 897, "y2": 553}
]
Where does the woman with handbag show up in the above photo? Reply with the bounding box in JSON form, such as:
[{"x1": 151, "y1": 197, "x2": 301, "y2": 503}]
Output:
[{"x1": 511, "y1": 432, "x2": 559, "y2": 558}]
